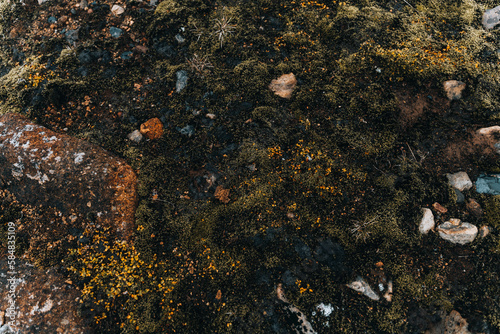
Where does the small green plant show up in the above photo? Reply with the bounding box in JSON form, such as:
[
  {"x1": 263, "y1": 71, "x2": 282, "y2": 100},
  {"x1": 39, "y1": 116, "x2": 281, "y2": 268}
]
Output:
[
  {"x1": 350, "y1": 216, "x2": 378, "y2": 242},
  {"x1": 186, "y1": 53, "x2": 213, "y2": 77},
  {"x1": 211, "y1": 13, "x2": 236, "y2": 47}
]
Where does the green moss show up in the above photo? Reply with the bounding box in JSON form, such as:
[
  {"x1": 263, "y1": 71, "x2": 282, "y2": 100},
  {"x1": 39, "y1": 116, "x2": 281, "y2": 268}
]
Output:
[
  {"x1": 0, "y1": 0, "x2": 14, "y2": 36},
  {"x1": 154, "y1": 0, "x2": 183, "y2": 16},
  {"x1": 233, "y1": 59, "x2": 270, "y2": 99},
  {"x1": 484, "y1": 195, "x2": 500, "y2": 229}
]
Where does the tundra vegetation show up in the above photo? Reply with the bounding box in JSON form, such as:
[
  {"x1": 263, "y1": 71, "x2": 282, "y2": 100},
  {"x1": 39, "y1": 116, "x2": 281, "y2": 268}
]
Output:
[{"x1": 1, "y1": 0, "x2": 500, "y2": 332}]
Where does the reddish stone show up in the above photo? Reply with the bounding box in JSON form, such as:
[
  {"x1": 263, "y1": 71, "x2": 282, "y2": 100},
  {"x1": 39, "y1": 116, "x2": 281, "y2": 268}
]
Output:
[
  {"x1": 466, "y1": 198, "x2": 483, "y2": 218},
  {"x1": 214, "y1": 185, "x2": 230, "y2": 204},
  {"x1": 140, "y1": 117, "x2": 164, "y2": 140},
  {"x1": 58, "y1": 15, "x2": 68, "y2": 25},
  {"x1": 432, "y1": 202, "x2": 448, "y2": 214},
  {"x1": 0, "y1": 113, "x2": 137, "y2": 241},
  {"x1": 0, "y1": 258, "x2": 94, "y2": 333},
  {"x1": 134, "y1": 45, "x2": 149, "y2": 53}
]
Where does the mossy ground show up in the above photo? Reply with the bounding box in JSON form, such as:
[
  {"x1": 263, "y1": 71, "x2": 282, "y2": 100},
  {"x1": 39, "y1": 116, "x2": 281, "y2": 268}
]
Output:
[{"x1": 1, "y1": 0, "x2": 500, "y2": 332}]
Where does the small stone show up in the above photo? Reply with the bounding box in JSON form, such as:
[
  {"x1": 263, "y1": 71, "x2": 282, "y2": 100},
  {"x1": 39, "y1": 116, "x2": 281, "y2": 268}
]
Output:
[
  {"x1": 449, "y1": 218, "x2": 461, "y2": 226},
  {"x1": 383, "y1": 280, "x2": 393, "y2": 302},
  {"x1": 65, "y1": 29, "x2": 79, "y2": 45},
  {"x1": 437, "y1": 220, "x2": 478, "y2": 245},
  {"x1": 477, "y1": 125, "x2": 500, "y2": 136},
  {"x1": 427, "y1": 310, "x2": 471, "y2": 334},
  {"x1": 466, "y1": 198, "x2": 483, "y2": 218},
  {"x1": 432, "y1": 202, "x2": 448, "y2": 214},
  {"x1": 454, "y1": 188, "x2": 465, "y2": 203},
  {"x1": 140, "y1": 118, "x2": 163, "y2": 140},
  {"x1": 176, "y1": 70, "x2": 188, "y2": 92},
  {"x1": 478, "y1": 225, "x2": 491, "y2": 238},
  {"x1": 447, "y1": 172, "x2": 472, "y2": 192},
  {"x1": 206, "y1": 113, "x2": 216, "y2": 119},
  {"x1": 214, "y1": 186, "x2": 230, "y2": 204},
  {"x1": 419, "y1": 208, "x2": 435, "y2": 234},
  {"x1": 269, "y1": 73, "x2": 297, "y2": 99},
  {"x1": 58, "y1": 15, "x2": 68, "y2": 24},
  {"x1": 178, "y1": 125, "x2": 194, "y2": 136},
  {"x1": 111, "y1": 4, "x2": 125, "y2": 15},
  {"x1": 87, "y1": 8, "x2": 93, "y2": 14},
  {"x1": 110, "y1": 27, "x2": 123, "y2": 38},
  {"x1": 79, "y1": 0, "x2": 88, "y2": 8},
  {"x1": 48, "y1": 16, "x2": 57, "y2": 24},
  {"x1": 476, "y1": 174, "x2": 500, "y2": 195},
  {"x1": 347, "y1": 277, "x2": 380, "y2": 301},
  {"x1": 483, "y1": 5, "x2": 500, "y2": 30},
  {"x1": 134, "y1": 45, "x2": 149, "y2": 53},
  {"x1": 443, "y1": 80, "x2": 466, "y2": 100},
  {"x1": 120, "y1": 51, "x2": 133, "y2": 60},
  {"x1": 316, "y1": 303, "x2": 335, "y2": 317},
  {"x1": 175, "y1": 34, "x2": 185, "y2": 43},
  {"x1": 127, "y1": 130, "x2": 143, "y2": 143}
]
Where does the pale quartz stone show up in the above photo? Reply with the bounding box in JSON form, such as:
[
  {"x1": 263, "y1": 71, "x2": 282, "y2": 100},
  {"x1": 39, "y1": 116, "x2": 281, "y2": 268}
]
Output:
[
  {"x1": 447, "y1": 172, "x2": 472, "y2": 192},
  {"x1": 347, "y1": 277, "x2": 380, "y2": 301},
  {"x1": 419, "y1": 208, "x2": 435, "y2": 234}
]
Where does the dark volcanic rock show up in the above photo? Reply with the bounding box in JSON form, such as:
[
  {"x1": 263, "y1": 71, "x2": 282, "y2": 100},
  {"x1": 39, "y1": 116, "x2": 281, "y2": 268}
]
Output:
[
  {"x1": 0, "y1": 113, "x2": 137, "y2": 241},
  {"x1": 0, "y1": 258, "x2": 93, "y2": 333}
]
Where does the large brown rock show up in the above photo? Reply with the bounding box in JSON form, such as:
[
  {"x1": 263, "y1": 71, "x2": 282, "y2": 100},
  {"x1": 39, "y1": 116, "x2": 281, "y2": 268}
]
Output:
[
  {"x1": 0, "y1": 258, "x2": 94, "y2": 333},
  {"x1": 0, "y1": 113, "x2": 137, "y2": 241}
]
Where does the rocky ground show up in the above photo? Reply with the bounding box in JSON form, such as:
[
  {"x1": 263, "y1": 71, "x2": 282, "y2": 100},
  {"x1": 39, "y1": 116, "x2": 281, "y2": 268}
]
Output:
[{"x1": 1, "y1": 0, "x2": 500, "y2": 333}]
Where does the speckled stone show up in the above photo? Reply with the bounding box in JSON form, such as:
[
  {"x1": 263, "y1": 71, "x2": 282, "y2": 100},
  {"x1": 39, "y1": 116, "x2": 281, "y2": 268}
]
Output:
[
  {"x1": 0, "y1": 258, "x2": 93, "y2": 334},
  {"x1": 443, "y1": 80, "x2": 466, "y2": 100},
  {"x1": 0, "y1": 113, "x2": 137, "y2": 241}
]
